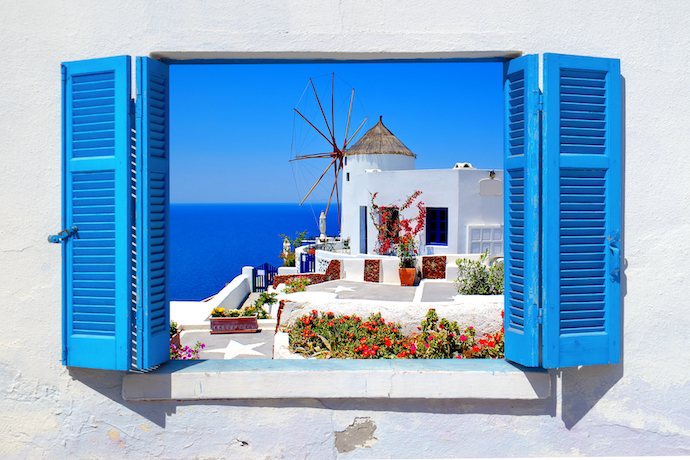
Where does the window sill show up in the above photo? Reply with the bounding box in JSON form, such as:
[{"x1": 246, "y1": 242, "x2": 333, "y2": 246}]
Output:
[{"x1": 122, "y1": 359, "x2": 550, "y2": 401}]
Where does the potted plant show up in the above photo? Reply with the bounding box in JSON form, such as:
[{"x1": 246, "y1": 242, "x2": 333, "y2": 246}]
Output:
[
  {"x1": 170, "y1": 320, "x2": 181, "y2": 348},
  {"x1": 209, "y1": 306, "x2": 260, "y2": 334},
  {"x1": 397, "y1": 233, "x2": 418, "y2": 286}
]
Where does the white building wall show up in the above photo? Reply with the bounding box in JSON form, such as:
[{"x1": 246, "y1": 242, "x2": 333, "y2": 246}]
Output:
[
  {"x1": 345, "y1": 167, "x2": 503, "y2": 256},
  {"x1": 341, "y1": 152, "x2": 415, "y2": 253},
  {"x1": 2, "y1": 1, "x2": 690, "y2": 458}
]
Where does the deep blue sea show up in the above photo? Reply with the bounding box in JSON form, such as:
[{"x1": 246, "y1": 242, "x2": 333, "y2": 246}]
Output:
[{"x1": 170, "y1": 203, "x2": 339, "y2": 301}]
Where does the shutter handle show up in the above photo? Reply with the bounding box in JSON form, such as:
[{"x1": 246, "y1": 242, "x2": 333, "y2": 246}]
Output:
[
  {"x1": 609, "y1": 243, "x2": 620, "y2": 282},
  {"x1": 48, "y1": 226, "x2": 78, "y2": 243},
  {"x1": 608, "y1": 232, "x2": 621, "y2": 280}
]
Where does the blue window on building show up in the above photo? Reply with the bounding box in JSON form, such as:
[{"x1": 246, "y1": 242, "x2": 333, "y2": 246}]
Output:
[{"x1": 426, "y1": 208, "x2": 448, "y2": 245}]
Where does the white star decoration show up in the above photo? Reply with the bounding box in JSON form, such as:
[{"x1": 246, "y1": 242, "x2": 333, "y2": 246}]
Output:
[
  {"x1": 204, "y1": 340, "x2": 266, "y2": 359},
  {"x1": 334, "y1": 285, "x2": 355, "y2": 293}
]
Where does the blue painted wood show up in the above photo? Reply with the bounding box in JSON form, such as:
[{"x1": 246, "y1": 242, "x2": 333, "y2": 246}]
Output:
[
  {"x1": 136, "y1": 57, "x2": 171, "y2": 370},
  {"x1": 299, "y1": 252, "x2": 315, "y2": 273},
  {"x1": 542, "y1": 54, "x2": 621, "y2": 368},
  {"x1": 62, "y1": 56, "x2": 132, "y2": 370},
  {"x1": 426, "y1": 208, "x2": 448, "y2": 245},
  {"x1": 254, "y1": 263, "x2": 278, "y2": 292},
  {"x1": 503, "y1": 54, "x2": 541, "y2": 367}
]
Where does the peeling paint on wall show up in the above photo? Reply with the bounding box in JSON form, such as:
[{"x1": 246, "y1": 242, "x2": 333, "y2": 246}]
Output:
[{"x1": 335, "y1": 417, "x2": 378, "y2": 453}]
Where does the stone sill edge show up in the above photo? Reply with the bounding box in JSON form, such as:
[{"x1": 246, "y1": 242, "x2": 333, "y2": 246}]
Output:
[{"x1": 122, "y1": 359, "x2": 551, "y2": 401}]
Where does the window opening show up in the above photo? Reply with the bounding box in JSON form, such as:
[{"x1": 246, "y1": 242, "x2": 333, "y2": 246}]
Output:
[
  {"x1": 426, "y1": 207, "x2": 448, "y2": 245},
  {"x1": 168, "y1": 61, "x2": 504, "y2": 360}
]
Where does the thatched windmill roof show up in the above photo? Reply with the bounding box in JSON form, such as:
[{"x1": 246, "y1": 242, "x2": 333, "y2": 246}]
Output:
[{"x1": 344, "y1": 116, "x2": 416, "y2": 158}]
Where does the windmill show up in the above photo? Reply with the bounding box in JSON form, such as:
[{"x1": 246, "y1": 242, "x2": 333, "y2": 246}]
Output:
[{"x1": 290, "y1": 73, "x2": 368, "y2": 234}]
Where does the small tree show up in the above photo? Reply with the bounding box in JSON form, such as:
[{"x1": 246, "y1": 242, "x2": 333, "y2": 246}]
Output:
[
  {"x1": 369, "y1": 191, "x2": 426, "y2": 267},
  {"x1": 279, "y1": 230, "x2": 309, "y2": 267}
]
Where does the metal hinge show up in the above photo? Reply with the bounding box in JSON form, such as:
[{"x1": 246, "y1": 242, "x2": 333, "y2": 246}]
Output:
[
  {"x1": 130, "y1": 98, "x2": 136, "y2": 116},
  {"x1": 61, "y1": 66, "x2": 66, "y2": 82},
  {"x1": 537, "y1": 307, "x2": 544, "y2": 325},
  {"x1": 538, "y1": 93, "x2": 544, "y2": 113}
]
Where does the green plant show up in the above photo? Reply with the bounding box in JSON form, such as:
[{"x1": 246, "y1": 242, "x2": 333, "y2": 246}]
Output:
[
  {"x1": 255, "y1": 292, "x2": 278, "y2": 309},
  {"x1": 397, "y1": 233, "x2": 419, "y2": 269},
  {"x1": 279, "y1": 230, "x2": 309, "y2": 267},
  {"x1": 251, "y1": 292, "x2": 277, "y2": 318},
  {"x1": 170, "y1": 320, "x2": 179, "y2": 338},
  {"x1": 454, "y1": 251, "x2": 504, "y2": 295},
  {"x1": 411, "y1": 308, "x2": 463, "y2": 358},
  {"x1": 283, "y1": 276, "x2": 311, "y2": 293}
]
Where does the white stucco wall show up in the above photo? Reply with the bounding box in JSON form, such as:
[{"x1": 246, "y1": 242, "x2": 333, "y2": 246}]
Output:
[
  {"x1": 3, "y1": 1, "x2": 690, "y2": 458},
  {"x1": 344, "y1": 167, "x2": 503, "y2": 255}
]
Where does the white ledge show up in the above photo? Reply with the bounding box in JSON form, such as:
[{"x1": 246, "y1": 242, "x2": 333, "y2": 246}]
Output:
[{"x1": 122, "y1": 359, "x2": 550, "y2": 401}]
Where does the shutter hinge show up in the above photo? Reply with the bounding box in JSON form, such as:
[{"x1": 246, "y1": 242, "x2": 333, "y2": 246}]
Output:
[
  {"x1": 537, "y1": 307, "x2": 544, "y2": 325},
  {"x1": 61, "y1": 66, "x2": 66, "y2": 82},
  {"x1": 538, "y1": 93, "x2": 544, "y2": 113},
  {"x1": 130, "y1": 98, "x2": 136, "y2": 116}
]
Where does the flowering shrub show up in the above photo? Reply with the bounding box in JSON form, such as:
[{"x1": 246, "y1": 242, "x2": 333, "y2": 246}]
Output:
[
  {"x1": 170, "y1": 341, "x2": 205, "y2": 360},
  {"x1": 287, "y1": 308, "x2": 504, "y2": 359},
  {"x1": 288, "y1": 310, "x2": 412, "y2": 359},
  {"x1": 283, "y1": 276, "x2": 311, "y2": 293},
  {"x1": 369, "y1": 191, "x2": 426, "y2": 266},
  {"x1": 454, "y1": 251, "x2": 504, "y2": 295}
]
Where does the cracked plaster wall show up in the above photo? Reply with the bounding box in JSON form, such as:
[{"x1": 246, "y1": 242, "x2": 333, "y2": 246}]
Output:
[{"x1": 1, "y1": 1, "x2": 690, "y2": 458}]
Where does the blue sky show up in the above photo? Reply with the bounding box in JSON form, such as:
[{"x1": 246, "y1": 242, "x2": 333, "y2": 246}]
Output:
[{"x1": 170, "y1": 61, "x2": 504, "y2": 204}]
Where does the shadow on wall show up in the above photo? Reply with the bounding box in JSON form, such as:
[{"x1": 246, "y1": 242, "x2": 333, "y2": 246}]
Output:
[
  {"x1": 561, "y1": 75, "x2": 627, "y2": 430},
  {"x1": 68, "y1": 363, "x2": 558, "y2": 429}
]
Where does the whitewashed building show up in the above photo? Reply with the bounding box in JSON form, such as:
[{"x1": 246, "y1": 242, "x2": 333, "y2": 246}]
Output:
[{"x1": 342, "y1": 117, "x2": 504, "y2": 256}]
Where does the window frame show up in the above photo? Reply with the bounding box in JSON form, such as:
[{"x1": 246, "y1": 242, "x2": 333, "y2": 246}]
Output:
[
  {"x1": 425, "y1": 207, "x2": 448, "y2": 246},
  {"x1": 60, "y1": 51, "x2": 621, "y2": 388}
]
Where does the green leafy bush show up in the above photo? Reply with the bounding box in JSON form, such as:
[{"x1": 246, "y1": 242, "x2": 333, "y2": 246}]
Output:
[
  {"x1": 279, "y1": 230, "x2": 308, "y2": 267},
  {"x1": 454, "y1": 251, "x2": 504, "y2": 295},
  {"x1": 170, "y1": 320, "x2": 179, "y2": 338}
]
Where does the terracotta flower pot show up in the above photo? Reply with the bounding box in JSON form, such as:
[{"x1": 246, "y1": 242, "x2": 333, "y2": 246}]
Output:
[
  {"x1": 171, "y1": 331, "x2": 181, "y2": 348},
  {"x1": 399, "y1": 268, "x2": 416, "y2": 286},
  {"x1": 209, "y1": 316, "x2": 260, "y2": 334}
]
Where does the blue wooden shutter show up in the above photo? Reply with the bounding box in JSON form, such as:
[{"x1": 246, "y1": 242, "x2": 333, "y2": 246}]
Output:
[
  {"x1": 135, "y1": 57, "x2": 170, "y2": 369},
  {"x1": 61, "y1": 56, "x2": 133, "y2": 370},
  {"x1": 542, "y1": 54, "x2": 621, "y2": 368},
  {"x1": 503, "y1": 55, "x2": 541, "y2": 367}
]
